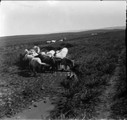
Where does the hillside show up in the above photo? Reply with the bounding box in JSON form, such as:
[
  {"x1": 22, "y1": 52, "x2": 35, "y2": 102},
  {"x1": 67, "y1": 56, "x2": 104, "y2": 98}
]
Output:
[
  {"x1": 0, "y1": 29, "x2": 126, "y2": 119},
  {"x1": 0, "y1": 27, "x2": 125, "y2": 47}
]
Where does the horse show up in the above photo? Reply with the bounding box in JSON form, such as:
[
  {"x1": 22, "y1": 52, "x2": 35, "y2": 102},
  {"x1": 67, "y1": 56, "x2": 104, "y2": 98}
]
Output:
[
  {"x1": 29, "y1": 57, "x2": 50, "y2": 76},
  {"x1": 55, "y1": 47, "x2": 68, "y2": 59},
  {"x1": 46, "y1": 50, "x2": 55, "y2": 57},
  {"x1": 60, "y1": 58, "x2": 75, "y2": 71},
  {"x1": 33, "y1": 46, "x2": 40, "y2": 54},
  {"x1": 46, "y1": 41, "x2": 51, "y2": 44},
  {"x1": 35, "y1": 54, "x2": 56, "y2": 72},
  {"x1": 51, "y1": 40, "x2": 56, "y2": 43}
]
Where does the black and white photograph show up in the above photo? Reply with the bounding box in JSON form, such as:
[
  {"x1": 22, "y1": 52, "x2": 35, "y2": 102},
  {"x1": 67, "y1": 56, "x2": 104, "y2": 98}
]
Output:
[{"x1": 0, "y1": 0, "x2": 126, "y2": 119}]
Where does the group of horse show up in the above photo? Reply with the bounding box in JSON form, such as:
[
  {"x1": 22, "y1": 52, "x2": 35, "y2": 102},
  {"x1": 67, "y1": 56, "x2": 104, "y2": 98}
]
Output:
[
  {"x1": 21, "y1": 46, "x2": 75, "y2": 76},
  {"x1": 46, "y1": 37, "x2": 66, "y2": 44}
]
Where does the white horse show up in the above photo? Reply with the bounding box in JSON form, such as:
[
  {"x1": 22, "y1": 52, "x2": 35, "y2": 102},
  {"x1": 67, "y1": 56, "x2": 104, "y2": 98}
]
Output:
[
  {"x1": 33, "y1": 46, "x2": 40, "y2": 54},
  {"x1": 59, "y1": 39, "x2": 63, "y2": 42},
  {"x1": 55, "y1": 47, "x2": 68, "y2": 59},
  {"x1": 23, "y1": 54, "x2": 34, "y2": 62},
  {"x1": 23, "y1": 48, "x2": 37, "y2": 62},
  {"x1": 51, "y1": 40, "x2": 56, "y2": 43},
  {"x1": 40, "y1": 52, "x2": 46, "y2": 55},
  {"x1": 28, "y1": 49, "x2": 38, "y2": 56},
  {"x1": 47, "y1": 41, "x2": 51, "y2": 44},
  {"x1": 24, "y1": 49, "x2": 29, "y2": 55},
  {"x1": 46, "y1": 50, "x2": 55, "y2": 57}
]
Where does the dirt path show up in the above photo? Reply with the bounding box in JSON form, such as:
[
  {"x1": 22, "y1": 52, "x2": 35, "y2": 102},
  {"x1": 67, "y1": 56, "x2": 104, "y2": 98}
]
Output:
[
  {"x1": 96, "y1": 67, "x2": 120, "y2": 119},
  {"x1": 0, "y1": 71, "x2": 68, "y2": 119},
  {"x1": 95, "y1": 49, "x2": 126, "y2": 119}
]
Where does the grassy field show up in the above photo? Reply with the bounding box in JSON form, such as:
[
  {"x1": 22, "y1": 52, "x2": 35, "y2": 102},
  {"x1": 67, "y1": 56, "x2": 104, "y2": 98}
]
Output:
[{"x1": 0, "y1": 29, "x2": 126, "y2": 119}]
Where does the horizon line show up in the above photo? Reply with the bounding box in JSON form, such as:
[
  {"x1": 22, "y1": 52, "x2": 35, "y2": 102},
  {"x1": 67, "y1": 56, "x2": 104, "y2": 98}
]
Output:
[{"x1": 0, "y1": 25, "x2": 125, "y2": 38}]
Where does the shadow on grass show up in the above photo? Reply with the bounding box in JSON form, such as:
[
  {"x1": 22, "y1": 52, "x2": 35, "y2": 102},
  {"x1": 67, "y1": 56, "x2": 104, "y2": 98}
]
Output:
[
  {"x1": 13, "y1": 54, "x2": 33, "y2": 77},
  {"x1": 17, "y1": 70, "x2": 32, "y2": 77}
]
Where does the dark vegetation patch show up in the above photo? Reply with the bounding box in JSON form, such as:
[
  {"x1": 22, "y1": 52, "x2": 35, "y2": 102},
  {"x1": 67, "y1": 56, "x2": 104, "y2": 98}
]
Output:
[
  {"x1": 60, "y1": 42, "x2": 74, "y2": 48},
  {"x1": 0, "y1": 30, "x2": 126, "y2": 119}
]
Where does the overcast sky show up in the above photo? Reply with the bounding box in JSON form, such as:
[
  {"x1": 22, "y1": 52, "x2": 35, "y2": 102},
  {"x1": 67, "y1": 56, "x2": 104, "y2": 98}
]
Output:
[{"x1": 0, "y1": 1, "x2": 126, "y2": 37}]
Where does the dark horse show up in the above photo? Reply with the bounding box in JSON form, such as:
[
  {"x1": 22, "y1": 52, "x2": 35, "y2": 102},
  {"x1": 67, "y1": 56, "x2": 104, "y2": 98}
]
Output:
[
  {"x1": 60, "y1": 57, "x2": 75, "y2": 71},
  {"x1": 35, "y1": 54, "x2": 57, "y2": 72}
]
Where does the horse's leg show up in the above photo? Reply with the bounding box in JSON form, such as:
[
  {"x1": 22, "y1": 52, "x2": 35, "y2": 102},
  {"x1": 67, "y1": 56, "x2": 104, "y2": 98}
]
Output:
[
  {"x1": 51, "y1": 65, "x2": 54, "y2": 73},
  {"x1": 33, "y1": 68, "x2": 37, "y2": 77},
  {"x1": 31, "y1": 64, "x2": 37, "y2": 77},
  {"x1": 65, "y1": 64, "x2": 68, "y2": 71},
  {"x1": 29, "y1": 63, "x2": 34, "y2": 76}
]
